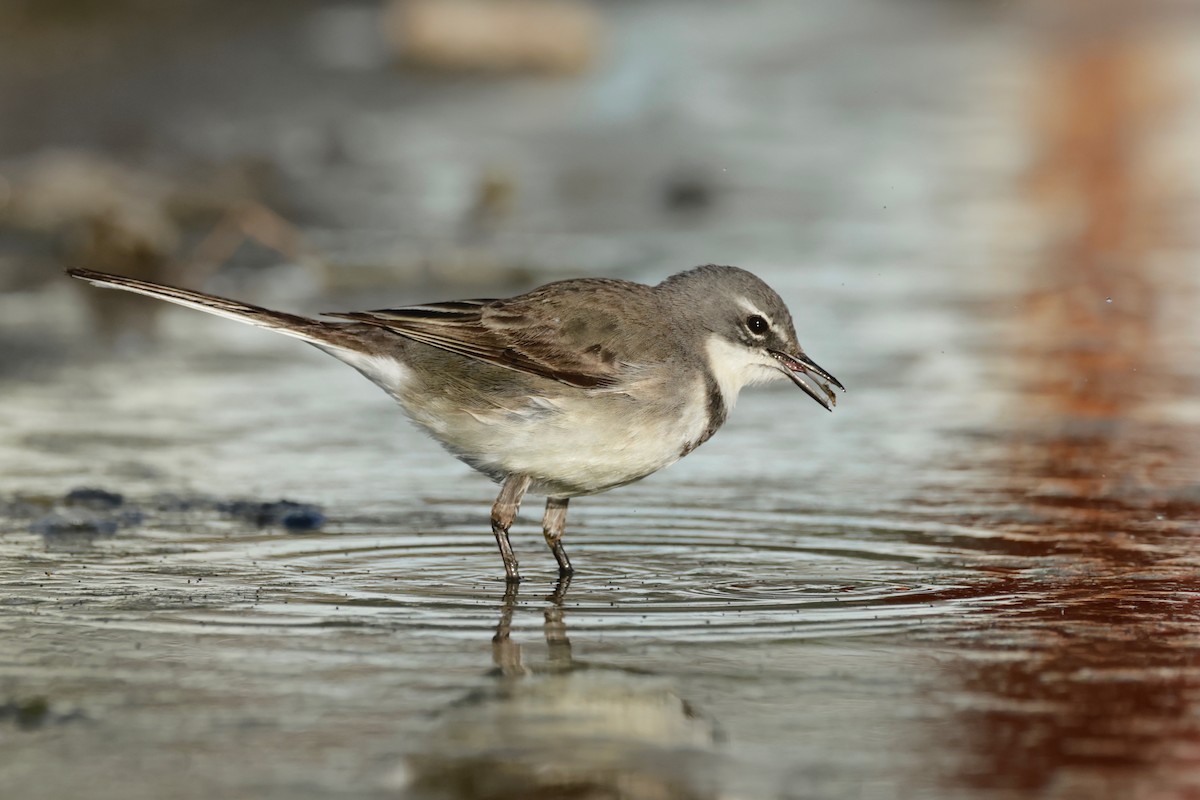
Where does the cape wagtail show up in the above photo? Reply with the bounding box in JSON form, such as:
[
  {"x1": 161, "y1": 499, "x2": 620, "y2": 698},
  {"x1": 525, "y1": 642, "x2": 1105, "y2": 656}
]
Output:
[{"x1": 68, "y1": 265, "x2": 843, "y2": 582}]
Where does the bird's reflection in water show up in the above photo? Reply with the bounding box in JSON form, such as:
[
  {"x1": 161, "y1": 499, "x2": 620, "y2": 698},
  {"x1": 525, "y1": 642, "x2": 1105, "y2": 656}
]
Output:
[{"x1": 401, "y1": 579, "x2": 722, "y2": 800}]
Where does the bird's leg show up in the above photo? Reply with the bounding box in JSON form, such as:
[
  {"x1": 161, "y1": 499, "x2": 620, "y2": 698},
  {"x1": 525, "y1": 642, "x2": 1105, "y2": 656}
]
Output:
[
  {"x1": 491, "y1": 475, "x2": 531, "y2": 583},
  {"x1": 542, "y1": 497, "x2": 574, "y2": 577}
]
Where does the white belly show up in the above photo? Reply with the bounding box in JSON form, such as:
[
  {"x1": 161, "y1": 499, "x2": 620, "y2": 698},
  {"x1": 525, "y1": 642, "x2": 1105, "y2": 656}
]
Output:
[{"x1": 403, "y1": 377, "x2": 715, "y2": 497}]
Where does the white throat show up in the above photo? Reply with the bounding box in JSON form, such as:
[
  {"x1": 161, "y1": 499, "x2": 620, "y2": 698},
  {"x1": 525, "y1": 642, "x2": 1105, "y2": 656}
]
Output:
[{"x1": 704, "y1": 334, "x2": 786, "y2": 411}]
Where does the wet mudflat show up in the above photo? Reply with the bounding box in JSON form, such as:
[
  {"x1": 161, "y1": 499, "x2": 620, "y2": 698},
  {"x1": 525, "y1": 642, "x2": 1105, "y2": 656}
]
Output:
[{"x1": 3, "y1": 2, "x2": 1200, "y2": 799}]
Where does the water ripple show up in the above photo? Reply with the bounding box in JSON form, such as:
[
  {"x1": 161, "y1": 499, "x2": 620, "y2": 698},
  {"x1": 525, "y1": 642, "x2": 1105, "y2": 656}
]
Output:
[{"x1": 2, "y1": 500, "x2": 997, "y2": 644}]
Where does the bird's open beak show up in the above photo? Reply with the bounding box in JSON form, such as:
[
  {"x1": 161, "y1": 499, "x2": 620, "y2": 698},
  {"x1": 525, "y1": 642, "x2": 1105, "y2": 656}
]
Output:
[{"x1": 769, "y1": 350, "x2": 845, "y2": 411}]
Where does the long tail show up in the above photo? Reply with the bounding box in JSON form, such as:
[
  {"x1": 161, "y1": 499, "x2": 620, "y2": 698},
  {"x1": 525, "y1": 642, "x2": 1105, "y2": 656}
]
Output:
[{"x1": 67, "y1": 267, "x2": 352, "y2": 349}]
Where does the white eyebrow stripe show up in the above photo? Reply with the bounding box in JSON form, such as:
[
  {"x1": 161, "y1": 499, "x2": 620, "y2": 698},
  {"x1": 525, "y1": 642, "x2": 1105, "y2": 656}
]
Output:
[{"x1": 735, "y1": 296, "x2": 773, "y2": 327}]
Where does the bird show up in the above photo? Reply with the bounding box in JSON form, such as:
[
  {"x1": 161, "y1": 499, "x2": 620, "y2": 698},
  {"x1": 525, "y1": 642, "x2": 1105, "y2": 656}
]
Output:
[{"x1": 67, "y1": 265, "x2": 843, "y2": 582}]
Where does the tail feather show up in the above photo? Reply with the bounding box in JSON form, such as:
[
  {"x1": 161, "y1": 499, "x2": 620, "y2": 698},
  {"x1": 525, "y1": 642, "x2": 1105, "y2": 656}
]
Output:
[{"x1": 67, "y1": 268, "x2": 349, "y2": 349}]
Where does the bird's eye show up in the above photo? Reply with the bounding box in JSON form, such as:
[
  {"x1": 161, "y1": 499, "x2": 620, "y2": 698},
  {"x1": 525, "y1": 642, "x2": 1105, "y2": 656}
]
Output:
[{"x1": 745, "y1": 315, "x2": 769, "y2": 336}]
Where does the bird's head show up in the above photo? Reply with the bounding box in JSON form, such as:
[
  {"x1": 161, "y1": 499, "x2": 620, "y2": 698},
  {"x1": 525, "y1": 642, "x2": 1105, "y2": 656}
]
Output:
[{"x1": 661, "y1": 265, "x2": 844, "y2": 411}]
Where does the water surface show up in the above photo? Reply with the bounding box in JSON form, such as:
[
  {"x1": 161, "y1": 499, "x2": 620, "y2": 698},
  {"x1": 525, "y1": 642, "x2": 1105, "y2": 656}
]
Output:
[{"x1": 2, "y1": 2, "x2": 1200, "y2": 798}]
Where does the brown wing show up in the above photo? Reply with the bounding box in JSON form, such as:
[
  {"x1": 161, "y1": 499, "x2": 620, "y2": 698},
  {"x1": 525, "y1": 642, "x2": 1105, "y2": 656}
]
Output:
[{"x1": 324, "y1": 279, "x2": 650, "y2": 388}]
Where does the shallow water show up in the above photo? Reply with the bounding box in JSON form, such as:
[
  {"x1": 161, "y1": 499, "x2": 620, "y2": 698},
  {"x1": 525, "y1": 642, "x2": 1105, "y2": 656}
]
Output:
[{"x1": 3, "y1": 1, "x2": 1200, "y2": 799}]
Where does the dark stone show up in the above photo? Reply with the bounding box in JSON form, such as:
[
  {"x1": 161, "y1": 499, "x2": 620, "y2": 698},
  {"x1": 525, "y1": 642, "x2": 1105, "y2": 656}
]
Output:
[
  {"x1": 64, "y1": 487, "x2": 124, "y2": 509},
  {"x1": 216, "y1": 499, "x2": 326, "y2": 531}
]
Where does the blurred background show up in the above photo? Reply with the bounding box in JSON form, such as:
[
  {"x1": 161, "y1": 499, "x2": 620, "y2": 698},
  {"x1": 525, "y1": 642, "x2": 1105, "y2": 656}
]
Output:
[{"x1": 2, "y1": 1, "x2": 1200, "y2": 799}]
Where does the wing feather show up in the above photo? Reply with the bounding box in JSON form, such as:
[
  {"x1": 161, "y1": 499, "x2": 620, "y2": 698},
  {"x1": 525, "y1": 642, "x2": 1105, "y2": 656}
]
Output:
[{"x1": 323, "y1": 281, "x2": 647, "y2": 389}]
